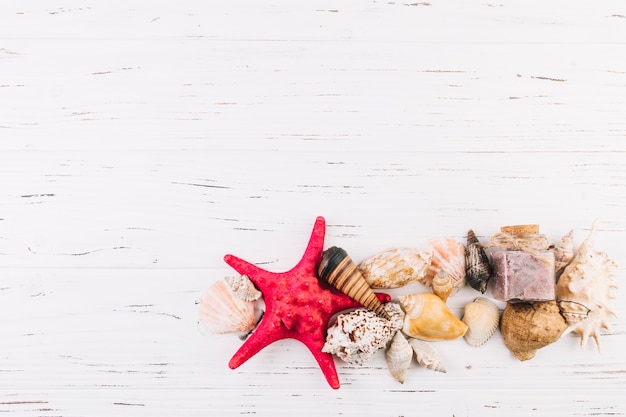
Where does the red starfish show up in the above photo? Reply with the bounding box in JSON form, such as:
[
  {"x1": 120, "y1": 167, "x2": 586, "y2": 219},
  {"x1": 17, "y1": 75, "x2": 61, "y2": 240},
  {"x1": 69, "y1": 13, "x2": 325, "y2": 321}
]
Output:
[{"x1": 223, "y1": 216, "x2": 390, "y2": 389}]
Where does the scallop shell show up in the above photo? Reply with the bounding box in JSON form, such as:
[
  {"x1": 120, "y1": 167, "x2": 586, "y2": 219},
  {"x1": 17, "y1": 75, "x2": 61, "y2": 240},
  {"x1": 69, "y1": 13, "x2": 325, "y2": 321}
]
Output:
[
  {"x1": 500, "y1": 300, "x2": 568, "y2": 361},
  {"x1": 399, "y1": 292, "x2": 468, "y2": 341},
  {"x1": 421, "y1": 237, "x2": 466, "y2": 293},
  {"x1": 357, "y1": 247, "x2": 433, "y2": 289},
  {"x1": 197, "y1": 279, "x2": 263, "y2": 335},
  {"x1": 462, "y1": 297, "x2": 500, "y2": 347},
  {"x1": 318, "y1": 246, "x2": 390, "y2": 319},
  {"x1": 386, "y1": 332, "x2": 413, "y2": 383},
  {"x1": 555, "y1": 221, "x2": 618, "y2": 351},
  {"x1": 432, "y1": 269, "x2": 453, "y2": 303},
  {"x1": 465, "y1": 229, "x2": 492, "y2": 293},
  {"x1": 224, "y1": 274, "x2": 262, "y2": 302},
  {"x1": 407, "y1": 338, "x2": 446, "y2": 373},
  {"x1": 552, "y1": 229, "x2": 574, "y2": 275}
]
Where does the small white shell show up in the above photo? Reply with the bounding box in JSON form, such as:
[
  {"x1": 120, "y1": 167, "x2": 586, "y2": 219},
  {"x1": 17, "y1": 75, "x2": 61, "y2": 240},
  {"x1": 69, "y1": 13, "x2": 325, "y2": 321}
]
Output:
[
  {"x1": 462, "y1": 297, "x2": 500, "y2": 347},
  {"x1": 432, "y1": 269, "x2": 453, "y2": 303},
  {"x1": 224, "y1": 274, "x2": 262, "y2": 302},
  {"x1": 407, "y1": 338, "x2": 446, "y2": 373},
  {"x1": 386, "y1": 332, "x2": 413, "y2": 383}
]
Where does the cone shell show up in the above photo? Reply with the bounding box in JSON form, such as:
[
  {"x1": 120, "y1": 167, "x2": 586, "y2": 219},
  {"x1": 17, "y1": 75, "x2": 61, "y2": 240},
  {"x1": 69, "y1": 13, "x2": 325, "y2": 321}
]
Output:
[
  {"x1": 500, "y1": 300, "x2": 568, "y2": 361},
  {"x1": 197, "y1": 279, "x2": 263, "y2": 335},
  {"x1": 386, "y1": 332, "x2": 413, "y2": 383},
  {"x1": 421, "y1": 237, "x2": 466, "y2": 293},
  {"x1": 318, "y1": 246, "x2": 390, "y2": 319},
  {"x1": 399, "y1": 292, "x2": 468, "y2": 341},
  {"x1": 358, "y1": 247, "x2": 433, "y2": 289},
  {"x1": 462, "y1": 297, "x2": 500, "y2": 347},
  {"x1": 408, "y1": 338, "x2": 446, "y2": 373},
  {"x1": 432, "y1": 269, "x2": 453, "y2": 303},
  {"x1": 465, "y1": 229, "x2": 492, "y2": 294}
]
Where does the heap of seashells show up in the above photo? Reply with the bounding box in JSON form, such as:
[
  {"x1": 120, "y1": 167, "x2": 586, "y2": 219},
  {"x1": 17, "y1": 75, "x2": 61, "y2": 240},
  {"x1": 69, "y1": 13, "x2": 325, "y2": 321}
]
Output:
[{"x1": 198, "y1": 221, "x2": 618, "y2": 384}]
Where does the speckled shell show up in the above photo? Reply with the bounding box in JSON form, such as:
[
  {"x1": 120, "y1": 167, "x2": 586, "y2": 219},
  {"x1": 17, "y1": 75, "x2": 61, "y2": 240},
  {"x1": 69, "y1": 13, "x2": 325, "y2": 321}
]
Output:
[
  {"x1": 465, "y1": 229, "x2": 492, "y2": 293},
  {"x1": 432, "y1": 269, "x2": 453, "y2": 303},
  {"x1": 197, "y1": 279, "x2": 263, "y2": 335},
  {"x1": 555, "y1": 221, "x2": 618, "y2": 351},
  {"x1": 421, "y1": 237, "x2": 466, "y2": 293},
  {"x1": 407, "y1": 338, "x2": 446, "y2": 373},
  {"x1": 462, "y1": 297, "x2": 500, "y2": 347},
  {"x1": 358, "y1": 247, "x2": 433, "y2": 289},
  {"x1": 224, "y1": 274, "x2": 262, "y2": 302},
  {"x1": 386, "y1": 332, "x2": 413, "y2": 383},
  {"x1": 400, "y1": 292, "x2": 468, "y2": 341},
  {"x1": 500, "y1": 300, "x2": 568, "y2": 361},
  {"x1": 322, "y1": 303, "x2": 404, "y2": 365}
]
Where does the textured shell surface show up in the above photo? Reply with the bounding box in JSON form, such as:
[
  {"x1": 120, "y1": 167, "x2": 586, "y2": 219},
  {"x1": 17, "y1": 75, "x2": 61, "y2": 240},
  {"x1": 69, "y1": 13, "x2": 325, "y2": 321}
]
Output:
[
  {"x1": 322, "y1": 303, "x2": 404, "y2": 365},
  {"x1": 500, "y1": 300, "x2": 568, "y2": 361},
  {"x1": 421, "y1": 237, "x2": 466, "y2": 293},
  {"x1": 431, "y1": 269, "x2": 453, "y2": 303},
  {"x1": 465, "y1": 229, "x2": 492, "y2": 294},
  {"x1": 555, "y1": 221, "x2": 618, "y2": 351},
  {"x1": 552, "y1": 230, "x2": 575, "y2": 275},
  {"x1": 386, "y1": 332, "x2": 413, "y2": 383},
  {"x1": 358, "y1": 247, "x2": 432, "y2": 289},
  {"x1": 400, "y1": 292, "x2": 468, "y2": 341},
  {"x1": 224, "y1": 274, "x2": 262, "y2": 302},
  {"x1": 407, "y1": 338, "x2": 446, "y2": 373},
  {"x1": 197, "y1": 279, "x2": 263, "y2": 335},
  {"x1": 462, "y1": 297, "x2": 500, "y2": 347}
]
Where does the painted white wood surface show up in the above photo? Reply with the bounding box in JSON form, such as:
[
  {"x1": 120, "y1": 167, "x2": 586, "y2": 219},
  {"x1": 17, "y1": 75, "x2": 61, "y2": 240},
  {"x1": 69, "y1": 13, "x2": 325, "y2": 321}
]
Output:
[{"x1": 1, "y1": 1, "x2": 625, "y2": 415}]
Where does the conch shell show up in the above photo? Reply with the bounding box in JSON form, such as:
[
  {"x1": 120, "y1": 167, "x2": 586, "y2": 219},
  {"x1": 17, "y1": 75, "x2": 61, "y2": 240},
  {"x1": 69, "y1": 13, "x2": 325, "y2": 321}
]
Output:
[
  {"x1": 465, "y1": 229, "x2": 492, "y2": 293},
  {"x1": 462, "y1": 297, "x2": 500, "y2": 347},
  {"x1": 385, "y1": 332, "x2": 413, "y2": 383},
  {"x1": 399, "y1": 292, "x2": 468, "y2": 341},
  {"x1": 555, "y1": 221, "x2": 618, "y2": 351},
  {"x1": 421, "y1": 237, "x2": 466, "y2": 293},
  {"x1": 431, "y1": 269, "x2": 453, "y2": 303},
  {"x1": 407, "y1": 338, "x2": 446, "y2": 373},
  {"x1": 500, "y1": 300, "x2": 568, "y2": 361},
  {"x1": 317, "y1": 246, "x2": 390, "y2": 320},
  {"x1": 358, "y1": 247, "x2": 432, "y2": 289}
]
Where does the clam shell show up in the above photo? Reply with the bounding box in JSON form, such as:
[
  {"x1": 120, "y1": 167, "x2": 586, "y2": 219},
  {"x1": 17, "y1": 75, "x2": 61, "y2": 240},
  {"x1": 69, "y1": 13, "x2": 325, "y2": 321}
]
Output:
[
  {"x1": 462, "y1": 297, "x2": 500, "y2": 347},
  {"x1": 431, "y1": 269, "x2": 453, "y2": 303},
  {"x1": 197, "y1": 279, "x2": 263, "y2": 335},
  {"x1": 225, "y1": 274, "x2": 262, "y2": 302},
  {"x1": 386, "y1": 332, "x2": 413, "y2": 383},
  {"x1": 318, "y1": 246, "x2": 390, "y2": 320},
  {"x1": 399, "y1": 292, "x2": 468, "y2": 341},
  {"x1": 358, "y1": 247, "x2": 433, "y2": 289},
  {"x1": 407, "y1": 338, "x2": 446, "y2": 373},
  {"x1": 465, "y1": 229, "x2": 492, "y2": 294},
  {"x1": 421, "y1": 237, "x2": 466, "y2": 293}
]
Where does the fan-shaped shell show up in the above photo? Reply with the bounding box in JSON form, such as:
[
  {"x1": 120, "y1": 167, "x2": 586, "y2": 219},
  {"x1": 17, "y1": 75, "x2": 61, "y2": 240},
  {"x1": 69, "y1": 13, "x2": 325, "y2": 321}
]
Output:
[
  {"x1": 399, "y1": 292, "x2": 468, "y2": 341},
  {"x1": 197, "y1": 279, "x2": 263, "y2": 335},
  {"x1": 358, "y1": 247, "x2": 433, "y2": 289},
  {"x1": 407, "y1": 338, "x2": 446, "y2": 373},
  {"x1": 386, "y1": 332, "x2": 413, "y2": 383},
  {"x1": 462, "y1": 297, "x2": 500, "y2": 347},
  {"x1": 421, "y1": 237, "x2": 466, "y2": 293}
]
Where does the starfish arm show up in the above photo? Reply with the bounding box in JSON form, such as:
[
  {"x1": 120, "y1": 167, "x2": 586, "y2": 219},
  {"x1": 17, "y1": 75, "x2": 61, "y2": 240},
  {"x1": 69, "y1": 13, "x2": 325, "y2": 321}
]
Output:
[
  {"x1": 292, "y1": 216, "x2": 326, "y2": 274},
  {"x1": 309, "y1": 348, "x2": 341, "y2": 389},
  {"x1": 228, "y1": 318, "x2": 288, "y2": 369}
]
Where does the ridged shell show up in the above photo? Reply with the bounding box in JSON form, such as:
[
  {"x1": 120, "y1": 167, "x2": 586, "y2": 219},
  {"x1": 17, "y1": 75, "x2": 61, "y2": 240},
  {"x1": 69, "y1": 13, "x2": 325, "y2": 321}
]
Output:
[
  {"x1": 500, "y1": 300, "x2": 568, "y2": 361},
  {"x1": 421, "y1": 237, "x2": 466, "y2": 293},
  {"x1": 197, "y1": 279, "x2": 263, "y2": 335},
  {"x1": 318, "y1": 246, "x2": 390, "y2": 320},
  {"x1": 399, "y1": 292, "x2": 468, "y2": 341},
  {"x1": 386, "y1": 332, "x2": 413, "y2": 383},
  {"x1": 462, "y1": 297, "x2": 500, "y2": 347},
  {"x1": 358, "y1": 247, "x2": 433, "y2": 289},
  {"x1": 552, "y1": 229, "x2": 574, "y2": 275},
  {"x1": 465, "y1": 229, "x2": 492, "y2": 293},
  {"x1": 407, "y1": 338, "x2": 446, "y2": 373},
  {"x1": 431, "y1": 269, "x2": 453, "y2": 303},
  {"x1": 224, "y1": 274, "x2": 262, "y2": 302},
  {"x1": 555, "y1": 221, "x2": 618, "y2": 351}
]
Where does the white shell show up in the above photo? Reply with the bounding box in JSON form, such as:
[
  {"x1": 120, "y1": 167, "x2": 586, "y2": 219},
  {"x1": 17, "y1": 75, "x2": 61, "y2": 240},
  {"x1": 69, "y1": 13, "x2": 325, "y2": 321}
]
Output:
[
  {"x1": 358, "y1": 247, "x2": 432, "y2": 289},
  {"x1": 385, "y1": 332, "x2": 413, "y2": 383},
  {"x1": 462, "y1": 297, "x2": 500, "y2": 347},
  {"x1": 225, "y1": 274, "x2": 262, "y2": 302},
  {"x1": 552, "y1": 230, "x2": 575, "y2": 274},
  {"x1": 421, "y1": 237, "x2": 467, "y2": 293},
  {"x1": 407, "y1": 338, "x2": 446, "y2": 373}
]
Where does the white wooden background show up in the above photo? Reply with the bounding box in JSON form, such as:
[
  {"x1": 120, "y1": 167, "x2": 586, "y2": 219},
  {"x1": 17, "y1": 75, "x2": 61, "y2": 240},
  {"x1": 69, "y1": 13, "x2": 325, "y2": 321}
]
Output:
[{"x1": 1, "y1": 1, "x2": 625, "y2": 416}]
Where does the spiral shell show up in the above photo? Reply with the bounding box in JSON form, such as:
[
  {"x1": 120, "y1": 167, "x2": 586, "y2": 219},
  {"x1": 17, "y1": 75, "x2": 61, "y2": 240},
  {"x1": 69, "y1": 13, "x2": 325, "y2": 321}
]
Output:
[
  {"x1": 552, "y1": 229, "x2": 574, "y2": 275},
  {"x1": 421, "y1": 237, "x2": 466, "y2": 293},
  {"x1": 358, "y1": 247, "x2": 433, "y2": 289},
  {"x1": 407, "y1": 338, "x2": 446, "y2": 373},
  {"x1": 386, "y1": 332, "x2": 413, "y2": 383},
  {"x1": 431, "y1": 269, "x2": 453, "y2": 303},
  {"x1": 462, "y1": 297, "x2": 500, "y2": 347},
  {"x1": 399, "y1": 292, "x2": 468, "y2": 341},
  {"x1": 318, "y1": 246, "x2": 390, "y2": 320},
  {"x1": 465, "y1": 229, "x2": 492, "y2": 293}
]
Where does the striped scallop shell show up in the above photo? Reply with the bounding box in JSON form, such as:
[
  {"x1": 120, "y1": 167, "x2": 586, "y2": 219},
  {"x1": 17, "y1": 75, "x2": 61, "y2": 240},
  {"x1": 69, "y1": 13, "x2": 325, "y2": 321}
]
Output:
[
  {"x1": 421, "y1": 237, "x2": 466, "y2": 293},
  {"x1": 462, "y1": 297, "x2": 500, "y2": 347}
]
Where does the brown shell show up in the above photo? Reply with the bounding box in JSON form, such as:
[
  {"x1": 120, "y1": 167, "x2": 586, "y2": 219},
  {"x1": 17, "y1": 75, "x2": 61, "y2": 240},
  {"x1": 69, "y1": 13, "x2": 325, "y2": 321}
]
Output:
[{"x1": 465, "y1": 229, "x2": 492, "y2": 293}]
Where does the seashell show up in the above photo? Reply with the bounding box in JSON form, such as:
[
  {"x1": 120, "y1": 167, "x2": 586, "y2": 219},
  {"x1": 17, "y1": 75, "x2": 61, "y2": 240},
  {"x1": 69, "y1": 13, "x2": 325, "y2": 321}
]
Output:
[
  {"x1": 421, "y1": 237, "x2": 466, "y2": 293},
  {"x1": 197, "y1": 279, "x2": 263, "y2": 335},
  {"x1": 551, "y1": 229, "x2": 575, "y2": 275},
  {"x1": 318, "y1": 246, "x2": 390, "y2": 320},
  {"x1": 555, "y1": 221, "x2": 619, "y2": 351},
  {"x1": 358, "y1": 247, "x2": 433, "y2": 289},
  {"x1": 431, "y1": 269, "x2": 453, "y2": 303},
  {"x1": 224, "y1": 274, "x2": 262, "y2": 302},
  {"x1": 322, "y1": 304, "x2": 403, "y2": 365},
  {"x1": 465, "y1": 229, "x2": 492, "y2": 293},
  {"x1": 386, "y1": 332, "x2": 413, "y2": 383},
  {"x1": 399, "y1": 292, "x2": 468, "y2": 341},
  {"x1": 500, "y1": 300, "x2": 568, "y2": 361},
  {"x1": 462, "y1": 297, "x2": 500, "y2": 347},
  {"x1": 407, "y1": 338, "x2": 446, "y2": 373}
]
